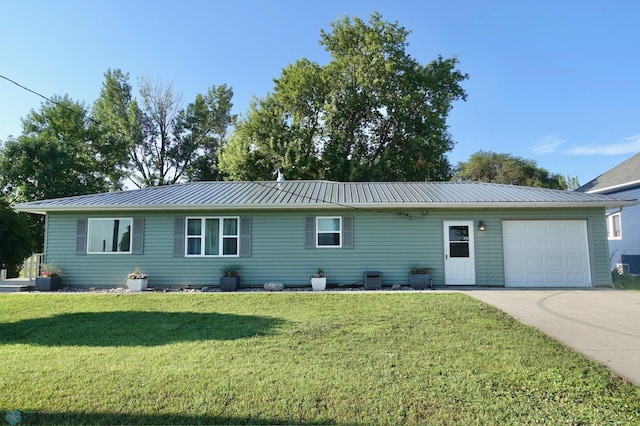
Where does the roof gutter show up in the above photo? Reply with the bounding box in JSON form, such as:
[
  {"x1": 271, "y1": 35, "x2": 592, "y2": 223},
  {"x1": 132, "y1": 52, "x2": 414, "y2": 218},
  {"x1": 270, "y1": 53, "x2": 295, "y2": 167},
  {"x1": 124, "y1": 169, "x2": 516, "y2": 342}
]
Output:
[{"x1": 15, "y1": 199, "x2": 637, "y2": 214}]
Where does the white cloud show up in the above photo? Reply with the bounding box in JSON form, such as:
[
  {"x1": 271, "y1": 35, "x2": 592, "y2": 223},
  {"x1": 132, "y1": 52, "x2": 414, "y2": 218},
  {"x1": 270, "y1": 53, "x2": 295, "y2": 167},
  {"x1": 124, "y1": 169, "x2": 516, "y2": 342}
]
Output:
[
  {"x1": 565, "y1": 133, "x2": 640, "y2": 156},
  {"x1": 529, "y1": 134, "x2": 566, "y2": 154}
]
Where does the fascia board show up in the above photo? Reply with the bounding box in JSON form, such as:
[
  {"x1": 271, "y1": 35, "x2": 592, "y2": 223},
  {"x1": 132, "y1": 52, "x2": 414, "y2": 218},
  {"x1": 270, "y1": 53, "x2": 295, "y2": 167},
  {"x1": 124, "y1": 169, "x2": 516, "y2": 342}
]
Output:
[{"x1": 14, "y1": 199, "x2": 637, "y2": 214}]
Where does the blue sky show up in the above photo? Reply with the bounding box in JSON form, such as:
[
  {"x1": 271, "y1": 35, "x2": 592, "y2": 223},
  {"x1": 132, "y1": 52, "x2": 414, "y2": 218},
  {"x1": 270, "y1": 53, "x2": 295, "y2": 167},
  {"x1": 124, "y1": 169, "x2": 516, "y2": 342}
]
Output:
[{"x1": 1, "y1": 0, "x2": 639, "y2": 186}]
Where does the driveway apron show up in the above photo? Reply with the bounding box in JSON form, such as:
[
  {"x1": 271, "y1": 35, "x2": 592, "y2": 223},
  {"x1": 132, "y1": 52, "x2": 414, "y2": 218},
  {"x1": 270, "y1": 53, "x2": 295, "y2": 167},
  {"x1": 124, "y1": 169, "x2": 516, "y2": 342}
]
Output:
[{"x1": 465, "y1": 289, "x2": 640, "y2": 386}]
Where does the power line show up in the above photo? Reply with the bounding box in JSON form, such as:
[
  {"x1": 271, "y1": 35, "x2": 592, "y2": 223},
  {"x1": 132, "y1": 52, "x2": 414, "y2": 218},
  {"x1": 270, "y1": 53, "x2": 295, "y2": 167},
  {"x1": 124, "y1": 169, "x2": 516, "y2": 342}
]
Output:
[
  {"x1": 0, "y1": 73, "x2": 118, "y2": 133},
  {"x1": 0, "y1": 74, "x2": 50, "y2": 102}
]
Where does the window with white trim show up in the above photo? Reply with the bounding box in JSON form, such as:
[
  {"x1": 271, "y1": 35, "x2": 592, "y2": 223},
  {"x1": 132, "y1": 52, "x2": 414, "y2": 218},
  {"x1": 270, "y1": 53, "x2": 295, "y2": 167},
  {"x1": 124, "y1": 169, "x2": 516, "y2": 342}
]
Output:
[
  {"x1": 607, "y1": 212, "x2": 622, "y2": 240},
  {"x1": 317, "y1": 217, "x2": 342, "y2": 247},
  {"x1": 186, "y1": 217, "x2": 239, "y2": 256},
  {"x1": 87, "y1": 218, "x2": 132, "y2": 254}
]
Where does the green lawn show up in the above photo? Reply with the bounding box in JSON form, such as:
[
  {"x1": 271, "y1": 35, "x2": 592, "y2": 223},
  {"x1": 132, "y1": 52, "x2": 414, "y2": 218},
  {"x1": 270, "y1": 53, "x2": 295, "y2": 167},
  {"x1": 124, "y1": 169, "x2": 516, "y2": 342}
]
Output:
[{"x1": 1, "y1": 293, "x2": 638, "y2": 425}]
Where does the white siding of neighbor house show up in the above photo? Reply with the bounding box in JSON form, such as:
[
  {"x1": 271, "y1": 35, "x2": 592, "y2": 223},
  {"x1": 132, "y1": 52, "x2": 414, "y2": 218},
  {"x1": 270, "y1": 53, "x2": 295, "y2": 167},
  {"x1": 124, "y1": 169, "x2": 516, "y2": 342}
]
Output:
[{"x1": 607, "y1": 187, "x2": 640, "y2": 269}]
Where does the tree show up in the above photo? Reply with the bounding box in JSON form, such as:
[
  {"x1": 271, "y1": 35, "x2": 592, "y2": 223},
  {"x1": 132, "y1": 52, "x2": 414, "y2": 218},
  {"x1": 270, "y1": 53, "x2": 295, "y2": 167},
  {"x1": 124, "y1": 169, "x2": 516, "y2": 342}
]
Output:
[
  {"x1": 0, "y1": 197, "x2": 33, "y2": 278},
  {"x1": 220, "y1": 12, "x2": 467, "y2": 182},
  {"x1": 93, "y1": 70, "x2": 236, "y2": 187},
  {"x1": 179, "y1": 85, "x2": 236, "y2": 181},
  {"x1": 0, "y1": 95, "x2": 116, "y2": 201},
  {"x1": 453, "y1": 150, "x2": 567, "y2": 189},
  {"x1": 320, "y1": 13, "x2": 467, "y2": 181},
  {"x1": 220, "y1": 59, "x2": 326, "y2": 181},
  {"x1": 562, "y1": 175, "x2": 581, "y2": 191},
  {"x1": 91, "y1": 69, "x2": 142, "y2": 188},
  {"x1": 0, "y1": 96, "x2": 116, "y2": 249}
]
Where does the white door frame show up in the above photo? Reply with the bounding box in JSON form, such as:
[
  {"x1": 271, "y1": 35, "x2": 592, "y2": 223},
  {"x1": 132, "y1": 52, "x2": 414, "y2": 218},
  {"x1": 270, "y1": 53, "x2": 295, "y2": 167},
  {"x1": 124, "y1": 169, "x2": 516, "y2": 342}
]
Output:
[{"x1": 443, "y1": 220, "x2": 476, "y2": 285}]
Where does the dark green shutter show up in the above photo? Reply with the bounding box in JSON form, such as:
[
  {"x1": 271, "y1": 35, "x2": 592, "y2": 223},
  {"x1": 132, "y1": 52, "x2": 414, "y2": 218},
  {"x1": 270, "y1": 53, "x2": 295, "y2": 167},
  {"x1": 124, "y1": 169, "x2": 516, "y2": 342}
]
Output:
[
  {"x1": 76, "y1": 219, "x2": 87, "y2": 255},
  {"x1": 342, "y1": 216, "x2": 353, "y2": 248},
  {"x1": 174, "y1": 218, "x2": 185, "y2": 257},
  {"x1": 239, "y1": 217, "x2": 251, "y2": 257},
  {"x1": 132, "y1": 218, "x2": 144, "y2": 254},
  {"x1": 305, "y1": 216, "x2": 316, "y2": 249}
]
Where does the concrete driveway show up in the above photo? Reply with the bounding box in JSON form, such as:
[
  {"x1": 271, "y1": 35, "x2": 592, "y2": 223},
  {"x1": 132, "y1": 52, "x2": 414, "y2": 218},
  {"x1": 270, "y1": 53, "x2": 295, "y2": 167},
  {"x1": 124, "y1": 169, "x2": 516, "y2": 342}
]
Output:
[{"x1": 465, "y1": 289, "x2": 640, "y2": 386}]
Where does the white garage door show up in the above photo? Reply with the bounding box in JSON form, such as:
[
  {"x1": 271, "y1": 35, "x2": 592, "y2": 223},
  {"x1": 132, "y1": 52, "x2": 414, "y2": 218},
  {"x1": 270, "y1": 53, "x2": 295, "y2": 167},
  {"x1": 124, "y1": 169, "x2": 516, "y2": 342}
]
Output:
[{"x1": 502, "y1": 220, "x2": 592, "y2": 288}]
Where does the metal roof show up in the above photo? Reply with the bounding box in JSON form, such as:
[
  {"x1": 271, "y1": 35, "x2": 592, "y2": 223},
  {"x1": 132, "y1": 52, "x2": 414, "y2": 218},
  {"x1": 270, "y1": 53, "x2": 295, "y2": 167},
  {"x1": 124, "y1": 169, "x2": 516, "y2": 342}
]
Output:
[
  {"x1": 14, "y1": 180, "x2": 636, "y2": 214},
  {"x1": 576, "y1": 152, "x2": 640, "y2": 194}
]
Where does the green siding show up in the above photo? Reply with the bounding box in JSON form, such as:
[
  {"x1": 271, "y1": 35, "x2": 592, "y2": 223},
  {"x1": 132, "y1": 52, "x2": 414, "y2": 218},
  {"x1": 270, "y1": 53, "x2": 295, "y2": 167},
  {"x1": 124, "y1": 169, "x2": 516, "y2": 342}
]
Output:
[{"x1": 42, "y1": 207, "x2": 612, "y2": 288}]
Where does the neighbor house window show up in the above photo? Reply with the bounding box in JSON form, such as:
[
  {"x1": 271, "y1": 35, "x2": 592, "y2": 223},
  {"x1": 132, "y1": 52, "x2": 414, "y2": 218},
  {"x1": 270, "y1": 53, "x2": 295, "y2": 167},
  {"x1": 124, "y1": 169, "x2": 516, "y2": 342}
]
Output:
[
  {"x1": 186, "y1": 217, "x2": 239, "y2": 256},
  {"x1": 316, "y1": 217, "x2": 342, "y2": 247},
  {"x1": 607, "y1": 212, "x2": 622, "y2": 240},
  {"x1": 87, "y1": 218, "x2": 132, "y2": 254}
]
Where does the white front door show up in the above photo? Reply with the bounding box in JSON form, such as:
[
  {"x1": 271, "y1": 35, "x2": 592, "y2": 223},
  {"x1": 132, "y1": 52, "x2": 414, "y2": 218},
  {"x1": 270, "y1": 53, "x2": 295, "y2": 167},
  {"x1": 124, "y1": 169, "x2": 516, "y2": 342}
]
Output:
[{"x1": 443, "y1": 220, "x2": 476, "y2": 285}]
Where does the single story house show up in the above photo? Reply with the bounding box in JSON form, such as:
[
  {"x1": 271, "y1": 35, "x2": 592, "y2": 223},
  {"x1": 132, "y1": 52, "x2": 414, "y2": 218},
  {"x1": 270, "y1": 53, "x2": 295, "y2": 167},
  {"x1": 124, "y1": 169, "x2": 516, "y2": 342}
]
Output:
[
  {"x1": 576, "y1": 152, "x2": 640, "y2": 273},
  {"x1": 14, "y1": 180, "x2": 636, "y2": 289}
]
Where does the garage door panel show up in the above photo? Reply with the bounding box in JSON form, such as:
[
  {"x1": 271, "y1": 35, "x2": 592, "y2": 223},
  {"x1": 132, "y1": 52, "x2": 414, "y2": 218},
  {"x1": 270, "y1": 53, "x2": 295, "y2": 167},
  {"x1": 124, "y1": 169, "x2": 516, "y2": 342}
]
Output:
[
  {"x1": 527, "y1": 257, "x2": 544, "y2": 267},
  {"x1": 503, "y1": 220, "x2": 591, "y2": 288},
  {"x1": 547, "y1": 257, "x2": 563, "y2": 267},
  {"x1": 567, "y1": 256, "x2": 586, "y2": 267},
  {"x1": 527, "y1": 273, "x2": 545, "y2": 282},
  {"x1": 566, "y1": 239, "x2": 584, "y2": 250},
  {"x1": 548, "y1": 273, "x2": 567, "y2": 284},
  {"x1": 527, "y1": 240, "x2": 543, "y2": 250},
  {"x1": 546, "y1": 240, "x2": 563, "y2": 250},
  {"x1": 568, "y1": 273, "x2": 589, "y2": 283}
]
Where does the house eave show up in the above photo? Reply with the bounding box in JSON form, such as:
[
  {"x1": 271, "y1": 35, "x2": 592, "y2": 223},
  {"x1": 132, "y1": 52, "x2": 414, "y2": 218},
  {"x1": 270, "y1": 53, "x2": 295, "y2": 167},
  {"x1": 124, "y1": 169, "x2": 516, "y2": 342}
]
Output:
[
  {"x1": 15, "y1": 199, "x2": 637, "y2": 215},
  {"x1": 584, "y1": 180, "x2": 640, "y2": 195}
]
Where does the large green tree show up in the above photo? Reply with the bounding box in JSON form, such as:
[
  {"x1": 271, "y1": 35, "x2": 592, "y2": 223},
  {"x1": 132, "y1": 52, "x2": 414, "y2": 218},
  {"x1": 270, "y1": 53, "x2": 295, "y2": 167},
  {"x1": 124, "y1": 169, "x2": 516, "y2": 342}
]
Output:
[
  {"x1": 91, "y1": 69, "x2": 142, "y2": 188},
  {"x1": 453, "y1": 150, "x2": 568, "y2": 189},
  {"x1": 0, "y1": 96, "x2": 115, "y2": 201},
  {"x1": 220, "y1": 12, "x2": 467, "y2": 182},
  {"x1": 93, "y1": 70, "x2": 236, "y2": 187},
  {"x1": 220, "y1": 59, "x2": 326, "y2": 181},
  {"x1": 0, "y1": 96, "x2": 116, "y2": 249},
  {"x1": 0, "y1": 197, "x2": 34, "y2": 277}
]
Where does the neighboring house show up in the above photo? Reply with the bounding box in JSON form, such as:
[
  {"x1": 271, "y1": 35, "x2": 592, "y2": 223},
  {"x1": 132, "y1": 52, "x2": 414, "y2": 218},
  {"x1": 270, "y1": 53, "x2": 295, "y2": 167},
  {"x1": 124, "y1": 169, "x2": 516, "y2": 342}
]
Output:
[
  {"x1": 577, "y1": 152, "x2": 640, "y2": 273},
  {"x1": 14, "y1": 180, "x2": 635, "y2": 289}
]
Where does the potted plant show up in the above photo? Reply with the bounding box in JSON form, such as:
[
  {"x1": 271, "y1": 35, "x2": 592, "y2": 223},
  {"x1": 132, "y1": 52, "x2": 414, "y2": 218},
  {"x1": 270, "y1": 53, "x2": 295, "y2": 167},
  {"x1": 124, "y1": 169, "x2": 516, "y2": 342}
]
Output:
[
  {"x1": 220, "y1": 265, "x2": 240, "y2": 292},
  {"x1": 409, "y1": 266, "x2": 431, "y2": 290},
  {"x1": 310, "y1": 268, "x2": 327, "y2": 291},
  {"x1": 35, "y1": 264, "x2": 62, "y2": 291},
  {"x1": 127, "y1": 268, "x2": 148, "y2": 292}
]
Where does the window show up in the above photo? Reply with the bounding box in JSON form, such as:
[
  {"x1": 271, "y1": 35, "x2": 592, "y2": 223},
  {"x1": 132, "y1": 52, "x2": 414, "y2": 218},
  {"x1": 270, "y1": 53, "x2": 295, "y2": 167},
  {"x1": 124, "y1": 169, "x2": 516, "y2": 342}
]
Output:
[
  {"x1": 87, "y1": 218, "x2": 132, "y2": 254},
  {"x1": 186, "y1": 217, "x2": 238, "y2": 256},
  {"x1": 317, "y1": 217, "x2": 342, "y2": 247},
  {"x1": 607, "y1": 212, "x2": 622, "y2": 240},
  {"x1": 448, "y1": 225, "x2": 470, "y2": 257}
]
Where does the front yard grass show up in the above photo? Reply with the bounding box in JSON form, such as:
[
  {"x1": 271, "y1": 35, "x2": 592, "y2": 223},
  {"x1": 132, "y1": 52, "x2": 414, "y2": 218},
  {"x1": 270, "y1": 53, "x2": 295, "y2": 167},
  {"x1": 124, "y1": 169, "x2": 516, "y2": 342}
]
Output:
[{"x1": 1, "y1": 293, "x2": 638, "y2": 425}]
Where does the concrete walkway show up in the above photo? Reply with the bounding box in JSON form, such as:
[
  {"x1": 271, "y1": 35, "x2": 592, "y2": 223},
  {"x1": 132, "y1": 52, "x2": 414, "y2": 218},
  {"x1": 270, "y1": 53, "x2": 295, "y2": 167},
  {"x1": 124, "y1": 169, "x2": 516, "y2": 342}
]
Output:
[{"x1": 465, "y1": 289, "x2": 640, "y2": 387}]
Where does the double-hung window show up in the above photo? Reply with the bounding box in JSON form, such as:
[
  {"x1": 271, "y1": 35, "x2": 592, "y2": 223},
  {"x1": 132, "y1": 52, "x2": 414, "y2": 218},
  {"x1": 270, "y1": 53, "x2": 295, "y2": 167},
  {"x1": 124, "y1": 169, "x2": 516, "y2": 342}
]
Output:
[
  {"x1": 87, "y1": 218, "x2": 132, "y2": 254},
  {"x1": 607, "y1": 212, "x2": 622, "y2": 240},
  {"x1": 316, "y1": 217, "x2": 342, "y2": 248},
  {"x1": 186, "y1": 217, "x2": 239, "y2": 256}
]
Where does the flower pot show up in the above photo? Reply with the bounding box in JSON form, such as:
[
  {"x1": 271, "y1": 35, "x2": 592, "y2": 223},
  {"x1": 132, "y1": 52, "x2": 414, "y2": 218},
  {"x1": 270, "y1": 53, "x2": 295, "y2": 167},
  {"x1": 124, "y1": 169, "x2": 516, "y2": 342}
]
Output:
[
  {"x1": 35, "y1": 276, "x2": 61, "y2": 291},
  {"x1": 127, "y1": 278, "x2": 148, "y2": 292},
  {"x1": 310, "y1": 277, "x2": 327, "y2": 291},
  {"x1": 409, "y1": 273, "x2": 431, "y2": 290},
  {"x1": 220, "y1": 276, "x2": 239, "y2": 292}
]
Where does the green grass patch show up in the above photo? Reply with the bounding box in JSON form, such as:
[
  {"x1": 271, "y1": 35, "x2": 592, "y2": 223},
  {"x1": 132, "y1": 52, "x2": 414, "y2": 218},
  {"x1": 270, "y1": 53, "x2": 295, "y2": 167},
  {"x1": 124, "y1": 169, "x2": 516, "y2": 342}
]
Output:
[
  {"x1": 613, "y1": 272, "x2": 640, "y2": 290},
  {"x1": 1, "y1": 293, "x2": 638, "y2": 425}
]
